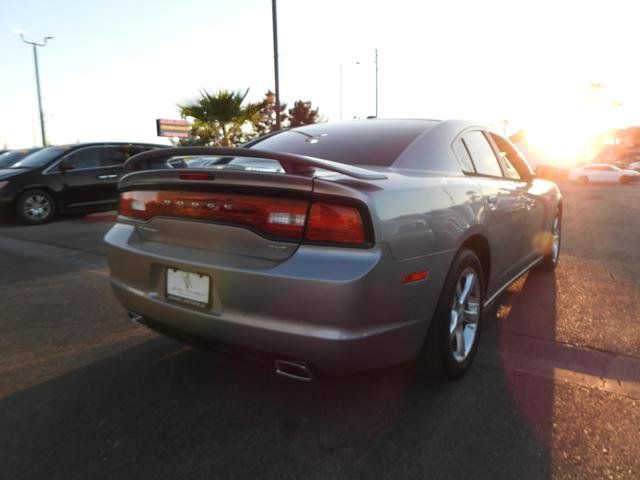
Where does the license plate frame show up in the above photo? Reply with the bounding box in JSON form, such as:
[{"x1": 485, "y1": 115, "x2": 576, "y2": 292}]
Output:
[{"x1": 166, "y1": 267, "x2": 211, "y2": 309}]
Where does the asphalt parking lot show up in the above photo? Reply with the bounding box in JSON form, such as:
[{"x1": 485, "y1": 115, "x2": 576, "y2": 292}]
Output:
[{"x1": 1, "y1": 182, "x2": 639, "y2": 480}]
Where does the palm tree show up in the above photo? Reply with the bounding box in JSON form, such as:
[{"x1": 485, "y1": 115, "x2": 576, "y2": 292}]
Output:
[
  {"x1": 178, "y1": 89, "x2": 263, "y2": 147},
  {"x1": 288, "y1": 100, "x2": 322, "y2": 128}
]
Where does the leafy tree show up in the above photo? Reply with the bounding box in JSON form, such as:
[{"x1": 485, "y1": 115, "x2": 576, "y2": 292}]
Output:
[
  {"x1": 177, "y1": 89, "x2": 262, "y2": 147},
  {"x1": 288, "y1": 100, "x2": 322, "y2": 128},
  {"x1": 254, "y1": 90, "x2": 288, "y2": 136}
]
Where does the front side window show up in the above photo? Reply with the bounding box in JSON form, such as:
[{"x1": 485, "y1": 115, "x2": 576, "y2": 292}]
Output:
[
  {"x1": 461, "y1": 131, "x2": 503, "y2": 177},
  {"x1": 62, "y1": 147, "x2": 104, "y2": 169}
]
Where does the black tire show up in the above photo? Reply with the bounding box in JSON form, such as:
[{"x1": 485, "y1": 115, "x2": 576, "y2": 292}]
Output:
[
  {"x1": 537, "y1": 214, "x2": 561, "y2": 271},
  {"x1": 416, "y1": 249, "x2": 485, "y2": 380},
  {"x1": 578, "y1": 175, "x2": 589, "y2": 185},
  {"x1": 16, "y1": 189, "x2": 56, "y2": 225}
]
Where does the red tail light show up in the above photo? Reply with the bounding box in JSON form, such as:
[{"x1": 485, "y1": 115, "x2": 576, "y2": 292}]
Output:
[
  {"x1": 119, "y1": 191, "x2": 368, "y2": 246},
  {"x1": 305, "y1": 203, "x2": 365, "y2": 244},
  {"x1": 119, "y1": 191, "x2": 308, "y2": 239}
]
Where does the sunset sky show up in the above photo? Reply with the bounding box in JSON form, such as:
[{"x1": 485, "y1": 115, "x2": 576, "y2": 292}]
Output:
[{"x1": 1, "y1": 0, "x2": 639, "y2": 163}]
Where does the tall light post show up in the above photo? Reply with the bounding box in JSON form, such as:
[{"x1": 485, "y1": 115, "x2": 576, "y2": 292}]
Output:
[
  {"x1": 17, "y1": 31, "x2": 54, "y2": 146},
  {"x1": 374, "y1": 48, "x2": 378, "y2": 118},
  {"x1": 271, "y1": 0, "x2": 281, "y2": 131},
  {"x1": 340, "y1": 49, "x2": 379, "y2": 120}
]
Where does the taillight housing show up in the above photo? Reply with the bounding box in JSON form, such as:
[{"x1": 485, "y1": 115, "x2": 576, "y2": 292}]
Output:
[
  {"x1": 306, "y1": 203, "x2": 365, "y2": 244},
  {"x1": 119, "y1": 190, "x2": 370, "y2": 246}
]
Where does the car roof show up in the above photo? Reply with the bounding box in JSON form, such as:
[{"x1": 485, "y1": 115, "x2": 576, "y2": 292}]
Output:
[{"x1": 290, "y1": 118, "x2": 441, "y2": 135}]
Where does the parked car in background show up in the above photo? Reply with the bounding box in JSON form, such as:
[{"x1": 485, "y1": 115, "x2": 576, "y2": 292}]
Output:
[
  {"x1": 0, "y1": 148, "x2": 42, "y2": 168},
  {"x1": 105, "y1": 119, "x2": 562, "y2": 381},
  {"x1": 628, "y1": 161, "x2": 640, "y2": 172},
  {"x1": 0, "y1": 142, "x2": 167, "y2": 224},
  {"x1": 568, "y1": 163, "x2": 640, "y2": 184}
]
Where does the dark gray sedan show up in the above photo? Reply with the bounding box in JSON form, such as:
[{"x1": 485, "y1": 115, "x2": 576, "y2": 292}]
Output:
[{"x1": 104, "y1": 119, "x2": 562, "y2": 380}]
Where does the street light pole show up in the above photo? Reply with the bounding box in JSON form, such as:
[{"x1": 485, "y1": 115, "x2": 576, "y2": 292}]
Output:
[
  {"x1": 271, "y1": 0, "x2": 281, "y2": 131},
  {"x1": 339, "y1": 64, "x2": 343, "y2": 120},
  {"x1": 374, "y1": 48, "x2": 378, "y2": 118},
  {"x1": 18, "y1": 33, "x2": 53, "y2": 146}
]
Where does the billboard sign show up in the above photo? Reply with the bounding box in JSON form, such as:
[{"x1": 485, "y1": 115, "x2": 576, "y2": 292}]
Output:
[{"x1": 156, "y1": 119, "x2": 191, "y2": 138}]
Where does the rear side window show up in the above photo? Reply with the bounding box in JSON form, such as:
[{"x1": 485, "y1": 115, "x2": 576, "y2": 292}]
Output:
[
  {"x1": 102, "y1": 146, "x2": 146, "y2": 167},
  {"x1": 453, "y1": 139, "x2": 475, "y2": 173},
  {"x1": 462, "y1": 131, "x2": 503, "y2": 177}
]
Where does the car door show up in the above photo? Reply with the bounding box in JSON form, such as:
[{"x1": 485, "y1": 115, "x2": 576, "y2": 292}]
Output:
[
  {"x1": 48, "y1": 146, "x2": 105, "y2": 211},
  {"x1": 588, "y1": 165, "x2": 609, "y2": 182},
  {"x1": 92, "y1": 145, "x2": 148, "y2": 203},
  {"x1": 602, "y1": 165, "x2": 621, "y2": 182},
  {"x1": 488, "y1": 133, "x2": 546, "y2": 265},
  {"x1": 51, "y1": 145, "x2": 131, "y2": 211},
  {"x1": 460, "y1": 130, "x2": 528, "y2": 293}
]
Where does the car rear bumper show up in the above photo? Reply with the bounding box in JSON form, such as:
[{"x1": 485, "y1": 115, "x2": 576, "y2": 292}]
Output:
[{"x1": 105, "y1": 222, "x2": 452, "y2": 375}]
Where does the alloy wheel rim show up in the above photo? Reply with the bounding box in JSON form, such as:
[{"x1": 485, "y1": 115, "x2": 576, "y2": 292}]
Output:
[
  {"x1": 23, "y1": 194, "x2": 51, "y2": 220},
  {"x1": 551, "y1": 217, "x2": 561, "y2": 263},
  {"x1": 449, "y1": 267, "x2": 481, "y2": 362}
]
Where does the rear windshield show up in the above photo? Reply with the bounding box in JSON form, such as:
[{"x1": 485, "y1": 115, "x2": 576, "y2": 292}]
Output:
[
  {"x1": 250, "y1": 121, "x2": 436, "y2": 167},
  {"x1": 11, "y1": 146, "x2": 70, "y2": 169}
]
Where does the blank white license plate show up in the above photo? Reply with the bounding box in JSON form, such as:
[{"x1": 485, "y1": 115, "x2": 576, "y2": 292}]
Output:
[{"x1": 166, "y1": 268, "x2": 211, "y2": 308}]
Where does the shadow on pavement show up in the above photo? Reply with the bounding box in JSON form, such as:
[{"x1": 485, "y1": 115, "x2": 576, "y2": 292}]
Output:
[
  {"x1": 0, "y1": 330, "x2": 552, "y2": 480},
  {"x1": 483, "y1": 269, "x2": 558, "y2": 448}
]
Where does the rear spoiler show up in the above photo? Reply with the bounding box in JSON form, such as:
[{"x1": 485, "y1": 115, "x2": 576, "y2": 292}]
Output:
[{"x1": 122, "y1": 147, "x2": 387, "y2": 181}]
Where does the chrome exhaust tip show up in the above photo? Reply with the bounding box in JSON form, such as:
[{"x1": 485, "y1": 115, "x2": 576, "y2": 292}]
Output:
[
  {"x1": 275, "y1": 359, "x2": 313, "y2": 382},
  {"x1": 127, "y1": 311, "x2": 143, "y2": 324}
]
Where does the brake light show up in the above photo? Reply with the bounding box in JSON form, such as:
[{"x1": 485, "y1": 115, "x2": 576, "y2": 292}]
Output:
[
  {"x1": 119, "y1": 191, "x2": 308, "y2": 239},
  {"x1": 305, "y1": 203, "x2": 365, "y2": 244},
  {"x1": 179, "y1": 172, "x2": 214, "y2": 181}
]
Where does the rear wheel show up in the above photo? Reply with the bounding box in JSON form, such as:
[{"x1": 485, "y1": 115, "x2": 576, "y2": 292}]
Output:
[
  {"x1": 416, "y1": 249, "x2": 484, "y2": 380},
  {"x1": 537, "y1": 214, "x2": 561, "y2": 271},
  {"x1": 16, "y1": 189, "x2": 56, "y2": 225}
]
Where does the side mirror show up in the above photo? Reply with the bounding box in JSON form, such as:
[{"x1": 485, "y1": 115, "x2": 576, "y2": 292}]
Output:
[{"x1": 58, "y1": 159, "x2": 74, "y2": 172}]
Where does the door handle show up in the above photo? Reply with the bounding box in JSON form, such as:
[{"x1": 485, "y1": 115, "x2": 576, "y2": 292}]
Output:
[{"x1": 97, "y1": 174, "x2": 118, "y2": 179}]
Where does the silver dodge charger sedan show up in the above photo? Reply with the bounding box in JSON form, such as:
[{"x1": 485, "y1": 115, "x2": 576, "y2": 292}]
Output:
[{"x1": 105, "y1": 119, "x2": 562, "y2": 381}]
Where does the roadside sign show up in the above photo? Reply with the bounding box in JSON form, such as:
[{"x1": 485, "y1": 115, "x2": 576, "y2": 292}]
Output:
[{"x1": 156, "y1": 119, "x2": 191, "y2": 138}]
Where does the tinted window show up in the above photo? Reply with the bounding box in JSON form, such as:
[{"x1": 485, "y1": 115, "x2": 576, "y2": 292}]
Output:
[
  {"x1": 250, "y1": 120, "x2": 437, "y2": 166},
  {"x1": 462, "y1": 131, "x2": 503, "y2": 177},
  {"x1": 10, "y1": 146, "x2": 70, "y2": 169},
  {"x1": 102, "y1": 145, "x2": 145, "y2": 166},
  {"x1": 453, "y1": 139, "x2": 475, "y2": 172},
  {"x1": 64, "y1": 147, "x2": 103, "y2": 169},
  {"x1": 489, "y1": 134, "x2": 521, "y2": 179}
]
